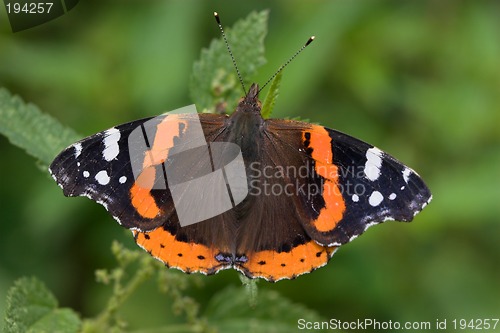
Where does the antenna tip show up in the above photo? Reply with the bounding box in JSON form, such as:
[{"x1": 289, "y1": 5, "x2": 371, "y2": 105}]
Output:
[
  {"x1": 305, "y1": 36, "x2": 315, "y2": 46},
  {"x1": 214, "y1": 12, "x2": 220, "y2": 24}
]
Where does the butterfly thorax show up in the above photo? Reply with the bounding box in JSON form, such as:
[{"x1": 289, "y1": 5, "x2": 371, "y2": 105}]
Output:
[
  {"x1": 225, "y1": 83, "x2": 265, "y2": 163},
  {"x1": 213, "y1": 83, "x2": 266, "y2": 222}
]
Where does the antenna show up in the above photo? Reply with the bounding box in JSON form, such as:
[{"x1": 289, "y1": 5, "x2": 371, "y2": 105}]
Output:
[
  {"x1": 258, "y1": 36, "x2": 315, "y2": 94},
  {"x1": 214, "y1": 12, "x2": 247, "y2": 94}
]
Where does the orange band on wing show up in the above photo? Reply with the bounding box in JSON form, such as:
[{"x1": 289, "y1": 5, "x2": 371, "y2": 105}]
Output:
[
  {"x1": 304, "y1": 126, "x2": 346, "y2": 232},
  {"x1": 131, "y1": 114, "x2": 190, "y2": 219},
  {"x1": 130, "y1": 167, "x2": 161, "y2": 218},
  {"x1": 134, "y1": 228, "x2": 228, "y2": 274},
  {"x1": 144, "y1": 114, "x2": 189, "y2": 168},
  {"x1": 313, "y1": 174, "x2": 345, "y2": 232},
  {"x1": 307, "y1": 126, "x2": 334, "y2": 164},
  {"x1": 238, "y1": 241, "x2": 337, "y2": 281}
]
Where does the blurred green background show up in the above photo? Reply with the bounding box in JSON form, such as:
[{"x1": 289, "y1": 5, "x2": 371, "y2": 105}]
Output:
[{"x1": 1, "y1": 0, "x2": 499, "y2": 331}]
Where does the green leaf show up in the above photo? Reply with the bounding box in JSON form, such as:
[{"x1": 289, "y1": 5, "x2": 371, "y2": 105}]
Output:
[
  {"x1": 261, "y1": 70, "x2": 284, "y2": 119},
  {"x1": 238, "y1": 274, "x2": 259, "y2": 308},
  {"x1": 0, "y1": 88, "x2": 80, "y2": 167},
  {"x1": 190, "y1": 11, "x2": 268, "y2": 113},
  {"x1": 204, "y1": 286, "x2": 329, "y2": 333},
  {"x1": 4, "y1": 277, "x2": 81, "y2": 333}
]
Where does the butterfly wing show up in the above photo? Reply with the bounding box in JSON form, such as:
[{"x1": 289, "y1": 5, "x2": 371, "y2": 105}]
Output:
[
  {"x1": 49, "y1": 113, "x2": 238, "y2": 275},
  {"x1": 49, "y1": 117, "x2": 160, "y2": 229},
  {"x1": 261, "y1": 119, "x2": 432, "y2": 247}
]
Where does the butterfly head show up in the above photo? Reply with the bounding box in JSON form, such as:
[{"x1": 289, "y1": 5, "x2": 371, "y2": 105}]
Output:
[{"x1": 237, "y1": 83, "x2": 262, "y2": 114}]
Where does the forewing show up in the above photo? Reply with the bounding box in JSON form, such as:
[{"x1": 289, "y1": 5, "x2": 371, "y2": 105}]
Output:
[
  {"x1": 264, "y1": 119, "x2": 432, "y2": 247},
  {"x1": 49, "y1": 113, "x2": 229, "y2": 231}
]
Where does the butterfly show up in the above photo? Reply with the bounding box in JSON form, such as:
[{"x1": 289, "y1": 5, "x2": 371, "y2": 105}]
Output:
[{"x1": 49, "y1": 13, "x2": 431, "y2": 282}]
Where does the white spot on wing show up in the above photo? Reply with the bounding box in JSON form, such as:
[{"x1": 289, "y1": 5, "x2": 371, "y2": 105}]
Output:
[
  {"x1": 74, "y1": 143, "x2": 82, "y2": 158},
  {"x1": 103, "y1": 128, "x2": 121, "y2": 161},
  {"x1": 368, "y1": 191, "x2": 384, "y2": 207},
  {"x1": 83, "y1": 171, "x2": 90, "y2": 178},
  {"x1": 364, "y1": 147, "x2": 383, "y2": 181},
  {"x1": 95, "y1": 170, "x2": 110, "y2": 185},
  {"x1": 352, "y1": 194, "x2": 359, "y2": 202},
  {"x1": 389, "y1": 193, "x2": 397, "y2": 200},
  {"x1": 402, "y1": 167, "x2": 412, "y2": 183},
  {"x1": 119, "y1": 176, "x2": 127, "y2": 184}
]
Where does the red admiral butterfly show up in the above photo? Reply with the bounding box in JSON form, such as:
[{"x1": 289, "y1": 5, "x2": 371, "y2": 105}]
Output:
[{"x1": 49, "y1": 13, "x2": 431, "y2": 281}]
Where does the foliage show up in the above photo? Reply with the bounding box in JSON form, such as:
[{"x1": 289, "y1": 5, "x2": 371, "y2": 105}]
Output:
[
  {"x1": 4, "y1": 277, "x2": 80, "y2": 333},
  {"x1": 205, "y1": 285, "x2": 325, "y2": 333},
  {"x1": 0, "y1": 88, "x2": 80, "y2": 169},
  {"x1": 190, "y1": 11, "x2": 268, "y2": 114},
  {"x1": 260, "y1": 71, "x2": 283, "y2": 119}
]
